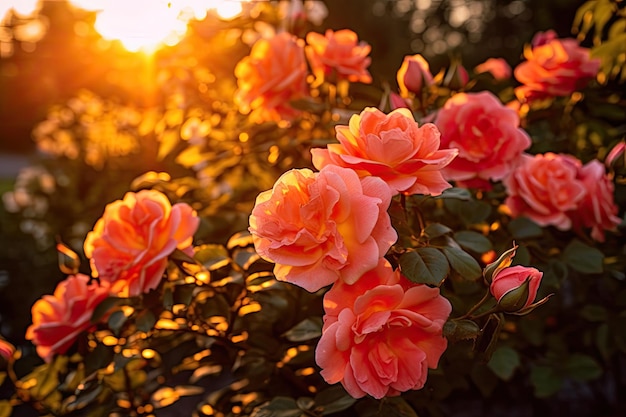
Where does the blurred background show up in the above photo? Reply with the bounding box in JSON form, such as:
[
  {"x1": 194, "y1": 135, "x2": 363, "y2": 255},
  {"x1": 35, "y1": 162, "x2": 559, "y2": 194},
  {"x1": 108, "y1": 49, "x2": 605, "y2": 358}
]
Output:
[{"x1": 0, "y1": 0, "x2": 583, "y2": 343}]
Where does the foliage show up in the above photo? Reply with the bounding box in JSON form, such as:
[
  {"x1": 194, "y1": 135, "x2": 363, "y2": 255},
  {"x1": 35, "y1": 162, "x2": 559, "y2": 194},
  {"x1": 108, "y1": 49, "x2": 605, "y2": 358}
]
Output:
[{"x1": 1, "y1": 1, "x2": 625, "y2": 417}]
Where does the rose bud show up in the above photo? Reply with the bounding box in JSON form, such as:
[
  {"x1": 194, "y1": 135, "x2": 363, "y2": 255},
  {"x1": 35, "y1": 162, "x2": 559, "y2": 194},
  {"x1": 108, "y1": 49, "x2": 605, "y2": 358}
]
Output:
[{"x1": 490, "y1": 265, "x2": 543, "y2": 312}]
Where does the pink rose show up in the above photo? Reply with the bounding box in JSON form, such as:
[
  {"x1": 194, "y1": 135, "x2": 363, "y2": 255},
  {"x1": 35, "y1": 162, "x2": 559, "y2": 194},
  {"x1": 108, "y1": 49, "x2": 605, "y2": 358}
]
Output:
[
  {"x1": 312, "y1": 107, "x2": 458, "y2": 196},
  {"x1": 434, "y1": 91, "x2": 531, "y2": 189},
  {"x1": 316, "y1": 259, "x2": 451, "y2": 399},
  {"x1": 84, "y1": 190, "x2": 199, "y2": 297},
  {"x1": 474, "y1": 58, "x2": 512, "y2": 81},
  {"x1": 25, "y1": 274, "x2": 110, "y2": 363},
  {"x1": 396, "y1": 54, "x2": 434, "y2": 96},
  {"x1": 305, "y1": 29, "x2": 372, "y2": 86},
  {"x1": 248, "y1": 165, "x2": 397, "y2": 292},
  {"x1": 443, "y1": 62, "x2": 469, "y2": 90},
  {"x1": 490, "y1": 265, "x2": 543, "y2": 311},
  {"x1": 514, "y1": 30, "x2": 600, "y2": 102},
  {"x1": 504, "y1": 153, "x2": 586, "y2": 230},
  {"x1": 571, "y1": 160, "x2": 621, "y2": 242},
  {"x1": 235, "y1": 32, "x2": 309, "y2": 123}
]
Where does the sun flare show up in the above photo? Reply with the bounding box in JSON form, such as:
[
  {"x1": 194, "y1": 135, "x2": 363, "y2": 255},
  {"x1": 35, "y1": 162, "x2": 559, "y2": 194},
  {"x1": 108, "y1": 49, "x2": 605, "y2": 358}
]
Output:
[{"x1": 68, "y1": 0, "x2": 246, "y2": 52}]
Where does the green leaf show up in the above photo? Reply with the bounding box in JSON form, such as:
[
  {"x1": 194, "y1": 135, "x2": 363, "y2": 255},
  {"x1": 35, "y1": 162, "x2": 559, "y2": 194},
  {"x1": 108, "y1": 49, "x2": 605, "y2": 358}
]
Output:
[
  {"x1": 470, "y1": 364, "x2": 499, "y2": 397},
  {"x1": 251, "y1": 397, "x2": 303, "y2": 417},
  {"x1": 476, "y1": 313, "x2": 504, "y2": 361},
  {"x1": 194, "y1": 244, "x2": 231, "y2": 271},
  {"x1": 454, "y1": 231, "x2": 492, "y2": 254},
  {"x1": 530, "y1": 365, "x2": 563, "y2": 398},
  {"x1": 227, "y1": 231, "x2": 255, "y2": 249},
  {"x1": 91, "y1": 297, "x2": 127, "y2": 324},
  {"x1": 487, "y1": 346, "x2": 520, "y2": 381},
  {"x1": 562, "y1": 239, "x2": 604, "y2": 274},
  {"x1": 443, "y1": 319, "x2": 481, "y2": 343},
  {"x1": 108, "y1": 310, "x2": 129, "y2": 336},
  {"x1": 356, "y1": 397, "x2": 418, "y2": 417},
  {"x1": 314, "y1": 386, "x2": 356, "y2": 415},
  {"x1": 438, "y1": 187, "x2": 471, "y2": 200},
  {"x1": 442, "y1": 247, "x2": 482, "y2": 280},
  {"x1": 507, "y1": 217, "x2": 543, "y2": 239},
  {"x1": 399, "y1": 248, "x2": 450, "y2": 287},
  {"x1": 565, "y1": 354, "x2": 603, "y2": 381},
  {"x1": 135, "y1": 310, "x2": 157, "y2": 333},
  {"x1": 282, "y1": 317, "x2": 323, "y2": 342},
  {"x1": 424, "y1": 223, "x2": 452, "y2": 239}
]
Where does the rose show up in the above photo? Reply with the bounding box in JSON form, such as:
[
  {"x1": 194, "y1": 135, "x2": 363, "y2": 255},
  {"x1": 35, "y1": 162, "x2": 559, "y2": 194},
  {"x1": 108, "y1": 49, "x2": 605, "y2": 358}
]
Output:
[
  {"x1": 503, "y1": 153, "x2": 586, "y2": 230},
  {"x1": 514, "y1": 30, "x2": 600, "y2": 102},
  {"x1": 571, "y1": 160, "x2": 621, "y2": 242},
  {"x1": 0, "y1": 338, "x2": 15, "y2": 361},
  {"x1": 249, "y1": 165, "x2": 397, "y2": 292},
  {"x1": 84, "y1": 190, "x2": 199, "y2": 297},
  {"x1": 474, "y1": 58, "x2": 512, "y2": 80},
  {"x1": 316, "y1": 259, "x2": 451, "y2": 399},
  {"x1": 396, "y1": 54, "x2": 434, "y2": 96},
  {"x1": 434, "y1": 91, "x2": 531, "y2": 189},
  {"x1": 443, "y1": 62, "x2": 469, "y2": 90},
  {"x1": 25, "y1": 274, "x2": 110, "y2": 363},
  {"x1": 312, "y1": 107, "x2": 458, "y2": 196},
  {"x1": 234, "y1": 32, "x2": 309, "y2": 123},
  {"x1": 490, "y1": 265, "x2": 543, "y2": 312},
  {"x1": 305, "y1": 29, "x2": 372, "y2": 86}
]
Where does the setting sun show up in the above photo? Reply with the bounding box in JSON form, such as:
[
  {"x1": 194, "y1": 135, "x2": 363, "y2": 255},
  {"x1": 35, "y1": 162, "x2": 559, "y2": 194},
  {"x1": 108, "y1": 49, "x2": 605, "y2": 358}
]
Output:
[{"x1": 68, "y1": 0, "x2": 246, "y2": 52}]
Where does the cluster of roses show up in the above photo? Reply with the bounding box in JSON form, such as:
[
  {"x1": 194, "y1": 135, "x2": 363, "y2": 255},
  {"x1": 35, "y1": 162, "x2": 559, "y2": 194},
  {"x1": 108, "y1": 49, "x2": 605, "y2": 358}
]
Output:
[
  {"x1": 237, "y1": 25, "x2": 620, "y2": 243},
  {"x1": 24, "y1": 190, "x2": 200, "y2": 363}
]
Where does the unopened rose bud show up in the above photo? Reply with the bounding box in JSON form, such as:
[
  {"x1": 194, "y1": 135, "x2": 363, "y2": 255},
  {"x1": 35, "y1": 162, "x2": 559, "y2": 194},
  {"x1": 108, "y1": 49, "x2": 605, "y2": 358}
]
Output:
[
  {"x1": 397, "y1": 54, "x2": 434, "y2": 96},
  {"x1": 0, "y1": 338, "x2": 15, "y2": 361},
  {"x1": 490, "y1": 265, "x2": 543, "y2": 312},
  {"x1": 444, "y1": 62, "x2": 469, "y2": 90},
  {"x1": 483, "y1": 244, "x2": 518, "y2": 284}
]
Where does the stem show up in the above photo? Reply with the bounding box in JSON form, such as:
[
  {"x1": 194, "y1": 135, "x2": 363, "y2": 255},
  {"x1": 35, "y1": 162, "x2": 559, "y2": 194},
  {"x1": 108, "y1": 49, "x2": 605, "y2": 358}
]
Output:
[{"x1": 458, "y1": 289, "x2": 492, "y2": 320}]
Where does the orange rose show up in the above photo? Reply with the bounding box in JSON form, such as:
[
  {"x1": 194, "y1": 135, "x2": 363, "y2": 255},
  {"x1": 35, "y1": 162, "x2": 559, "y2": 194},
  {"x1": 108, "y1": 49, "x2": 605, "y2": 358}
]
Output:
[
  {"x1": 84, "y1": 190, "x2": 199, "y2": 297},
  {"x1": 235, "y1": 32, "x2": 309, "y2": 123},
  {"x1": 571, "y1": 160, "x2": 621, "y2": 242},
  {"x1": 434, "y1": 91, "x2": 531, "y2": 189},
  {"x1": 305, "y1": 29, "x2": 372, "y2": 86},
  {"x1": 514, "y1": 30, "x2": 600, "y2": 102},
  {"x1": 504, "y1": 153, "x2": 586, "y2": 230},
  {"x1": 474, "y1": 58, "x2": 512, "y2": 81},
  {"x1": 312, "y1": 107, "x2": 457, "y2": 196},
  {"x1": 25, "y1": 274, "x2": 110, "y2": 363},
  {"x1": 249, "y1": 165, "x2": 397, "y2": 292},
  {"x1": 316, "y1": 259, "x2": 451, "y2": 399}
]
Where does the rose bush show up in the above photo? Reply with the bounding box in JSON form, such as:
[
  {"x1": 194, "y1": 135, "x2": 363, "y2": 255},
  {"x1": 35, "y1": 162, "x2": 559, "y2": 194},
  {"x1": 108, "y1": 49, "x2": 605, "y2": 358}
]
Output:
[{"x1": 0, "y1": 1, "x2": 624, "y2": 416}]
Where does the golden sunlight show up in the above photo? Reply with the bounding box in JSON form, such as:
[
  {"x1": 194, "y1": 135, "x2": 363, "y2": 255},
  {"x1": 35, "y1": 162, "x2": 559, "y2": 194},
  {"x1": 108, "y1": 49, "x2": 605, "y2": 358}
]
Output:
[{"x1": 68, "y1": 0, "x2": 247, "y2": 53}]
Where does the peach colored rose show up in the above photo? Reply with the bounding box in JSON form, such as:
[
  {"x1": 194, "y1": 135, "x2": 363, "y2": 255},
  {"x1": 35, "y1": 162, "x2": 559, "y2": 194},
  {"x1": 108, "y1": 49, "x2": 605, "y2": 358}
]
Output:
[
  {"x1": 434, "y1": 91, "x2": 531, "y2": 189},
  {"x1": 316, "y1": 259, "x2": 451, "y2": 399},
  {"x1": 474, "y1": 58, "x2": 512, "y2": 81},
  {"x1": 84, "y1": 190, "x2": 199, "y2": 297},
  {"x1": 571, "y1": 160, "x2": 621, "y2": 242},
  {"x1": 312, "y1": 107, "x2": 458, "y2": 196},
  {"x1": 0, "y1": 338, "x2": 15, "y2": 361},
  {"x1": 396, "y1": 54, "x2": 434, "y2": 97},
  {"x1": 305, "y1": 29, "x2": 372, "y2": 86},
  {"x1": 235, "y1": 32, "x2": 309, "y2": 123},
  {"x1": 249, "y1": 165, "x2": 397, "y2": 292},
  {"x1": 514, "y1": 30, "x2": 600, "y2": 102},
  {"x1": 25, "y1": 274, "x2": 110, "y2": 363},
  {"x1": 504, "y1": 153, "x2": 586, "y2": 230},
  {"x1": 490, "y1": 265, "x2": 543, "y2": 311}
]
